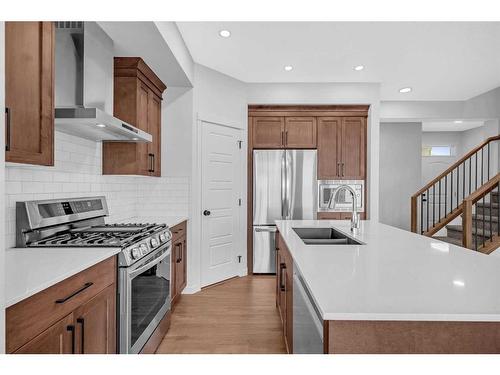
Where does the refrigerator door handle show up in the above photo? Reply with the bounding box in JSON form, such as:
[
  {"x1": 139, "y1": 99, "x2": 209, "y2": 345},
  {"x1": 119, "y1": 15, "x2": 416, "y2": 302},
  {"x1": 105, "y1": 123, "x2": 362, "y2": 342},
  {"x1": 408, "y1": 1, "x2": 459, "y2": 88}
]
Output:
[
  {"x1": 255, "y1": 227, "x2": 277, "y2": 233},
  {"x1": 286, "y1": 152, "x2": 292, "y2": 219},
  {"x1": 281, "y1": 151, "x2": 286, "y2": 219}
]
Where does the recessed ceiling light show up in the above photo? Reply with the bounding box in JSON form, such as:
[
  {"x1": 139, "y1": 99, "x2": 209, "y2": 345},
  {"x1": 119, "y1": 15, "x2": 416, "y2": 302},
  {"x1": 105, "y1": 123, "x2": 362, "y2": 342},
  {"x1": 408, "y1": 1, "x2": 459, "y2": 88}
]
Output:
[
  {"x1": 96, "y1": 124, "x2": 106, "y2": 128},
  {"x1": 284, "y1": 65, "x2": 293, "y2": 72},
  {"x1": 353, "y1": 65, "x2": 364, "y2": 71},
  {"x1": 399, "y1": 87, "x2": 412, "y2": 93},
  {"x1": 454, "y1": 120, "x2": 463, "y2": 124},
  {"x1": 453, "y1": 280, "x2": 465, "y2": 287},
  {"x1": 219, "y1": 30, "x2": 231, "y2": 38}
]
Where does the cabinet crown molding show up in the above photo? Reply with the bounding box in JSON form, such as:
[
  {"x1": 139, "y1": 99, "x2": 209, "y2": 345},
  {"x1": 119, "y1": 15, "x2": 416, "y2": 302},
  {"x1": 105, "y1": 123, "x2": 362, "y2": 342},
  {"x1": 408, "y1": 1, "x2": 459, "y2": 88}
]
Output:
[{"x1": 114, "y1": 57, "x2": 167, "y2": 97}]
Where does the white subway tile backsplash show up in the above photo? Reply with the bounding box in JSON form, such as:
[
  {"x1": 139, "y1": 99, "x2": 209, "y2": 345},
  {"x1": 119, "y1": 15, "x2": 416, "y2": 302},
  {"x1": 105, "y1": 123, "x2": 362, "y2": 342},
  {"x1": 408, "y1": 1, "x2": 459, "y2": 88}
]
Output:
[{"x1": 5, "y1": 131, "x2": 190, "y2": 248}]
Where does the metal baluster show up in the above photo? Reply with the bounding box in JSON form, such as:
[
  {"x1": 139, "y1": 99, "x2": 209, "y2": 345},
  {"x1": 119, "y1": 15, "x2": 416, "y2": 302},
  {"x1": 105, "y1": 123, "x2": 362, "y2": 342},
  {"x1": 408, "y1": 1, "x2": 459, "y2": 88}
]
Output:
[
  {"x1": 426, "y1": 188, "x2": 430, "y2": 232},
  {"x1": 420, "y1": 194, "x2": 424, "y2": 234},
  {"x1": 432, "y1": 184, "x2": 435, "y2": 227},
  {"x1": 438, "y1": 179, "x2": 441, "y2": 222},
  {"x1": 487, "y1": 143, "x2": 490, "y2": 181},
  {"x1": 445, "y1": 175, "x2": 448, "y2": 215},
  {"x1": 469, "y1": 158, "x2": 471, "y2": 196},
  {"x1": 462, "y1": 162, "x2": 465, "y2": 202},
  {"x1": 475, "y1": 203, "x2": 478, "y2": 251},
  {"x1": 456, "y1": 166, "x2": 459, "y2": 209},
  {"x1": 475, "y1": 152, "x2": 478, "y2": 190},
  {"x1": 490, "y1": 191, "x2": 493, "y2": 243},
  {"x1": 451, "y1": 169, "x2": 454, "y2": 211},
  {"x1": 483, "y1": 195, "x2": 486, "y2": 248},
  {"x1": 481, "y1": 148, "x2": 484, "y2": 185},
  {"x1": 498, "y1": 183, "x2": 499, "y2": 238}
]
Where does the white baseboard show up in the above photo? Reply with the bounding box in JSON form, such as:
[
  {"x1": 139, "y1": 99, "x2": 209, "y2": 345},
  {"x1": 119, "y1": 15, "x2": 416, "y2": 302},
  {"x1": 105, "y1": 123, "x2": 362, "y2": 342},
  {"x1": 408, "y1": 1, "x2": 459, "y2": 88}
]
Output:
[{"x1": 181, "y1": 285, "x2": 201, "y2": 295}]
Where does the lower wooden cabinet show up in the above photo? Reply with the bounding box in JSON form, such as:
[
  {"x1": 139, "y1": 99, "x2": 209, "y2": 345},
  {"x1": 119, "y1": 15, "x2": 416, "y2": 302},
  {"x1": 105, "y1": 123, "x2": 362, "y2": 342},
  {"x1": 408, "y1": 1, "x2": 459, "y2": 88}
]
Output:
[
  {"x1": 7, "y1": 257, "x2": 117, "y2": 354},
  {"x1": 171, "y1": 221, "x2": 188, "y2": 307},
  {"x1": 317, "y1": 212, "x2": 366, "y2": 220},
  {"x1": 275, "y1": 232, "x2": 293, "y2": 353}
]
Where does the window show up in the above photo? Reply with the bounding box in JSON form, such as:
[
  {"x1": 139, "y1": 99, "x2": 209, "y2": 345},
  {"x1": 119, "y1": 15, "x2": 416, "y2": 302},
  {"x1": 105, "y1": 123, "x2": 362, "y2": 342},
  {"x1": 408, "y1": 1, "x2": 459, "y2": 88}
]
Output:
[{"x1": 422, "y1": 145, "x2": 454, "y2": 157}]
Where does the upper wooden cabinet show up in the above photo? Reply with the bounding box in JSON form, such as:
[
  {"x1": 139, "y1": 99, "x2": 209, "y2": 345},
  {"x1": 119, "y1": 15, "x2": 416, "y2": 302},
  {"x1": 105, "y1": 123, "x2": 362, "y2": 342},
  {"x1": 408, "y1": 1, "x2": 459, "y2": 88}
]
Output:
[
  {"x1": 251, "y1": 116, "x2": 317, "y2": 149},
  {"x1": 251, "y1": 116, "x2": 284, "y2": 148},
  {"x1": 5, "y1": 22, "x2": 55, "y2": 166},
  {"x1": 318, "y1": 116, "x2": 366, "y2": 180},
  {"x1": 103, "y1": 57, "x2": 166, "y2": 176},
  {"x1": 284, "y1": 117, "x2": 317, "y2": 148}
]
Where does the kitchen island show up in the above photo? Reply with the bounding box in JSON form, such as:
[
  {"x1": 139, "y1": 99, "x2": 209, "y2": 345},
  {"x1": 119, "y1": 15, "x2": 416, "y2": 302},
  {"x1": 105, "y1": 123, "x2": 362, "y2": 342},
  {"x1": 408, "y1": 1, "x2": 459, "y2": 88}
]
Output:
[{"x1": 276, "y1": 219, "x2": 500, "y2": 354}]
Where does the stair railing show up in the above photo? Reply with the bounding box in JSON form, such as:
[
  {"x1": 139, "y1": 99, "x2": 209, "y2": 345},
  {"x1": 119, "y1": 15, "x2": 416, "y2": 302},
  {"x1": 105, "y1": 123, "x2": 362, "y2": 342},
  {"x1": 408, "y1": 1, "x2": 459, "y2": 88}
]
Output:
[
  {"x1": 462, "y1": 173, "x2": 500, "y2": 253},
  {"x1": 411, "y1": 135, "x2": 500, "y2": 236}
]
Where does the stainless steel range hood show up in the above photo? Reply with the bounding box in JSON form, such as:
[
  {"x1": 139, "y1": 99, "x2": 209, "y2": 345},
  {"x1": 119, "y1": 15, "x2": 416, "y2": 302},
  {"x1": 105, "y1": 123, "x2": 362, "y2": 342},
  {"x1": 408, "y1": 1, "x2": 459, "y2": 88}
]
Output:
[{"x1": 54, "y1": 22, "x2": 151, "y2": 142}]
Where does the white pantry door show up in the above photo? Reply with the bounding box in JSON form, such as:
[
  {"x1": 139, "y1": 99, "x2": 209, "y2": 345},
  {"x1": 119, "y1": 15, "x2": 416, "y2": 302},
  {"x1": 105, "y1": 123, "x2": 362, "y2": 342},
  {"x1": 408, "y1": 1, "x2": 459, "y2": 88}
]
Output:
[{"x1": 201, "y1": 121, "x2": 242, "y2": 287}]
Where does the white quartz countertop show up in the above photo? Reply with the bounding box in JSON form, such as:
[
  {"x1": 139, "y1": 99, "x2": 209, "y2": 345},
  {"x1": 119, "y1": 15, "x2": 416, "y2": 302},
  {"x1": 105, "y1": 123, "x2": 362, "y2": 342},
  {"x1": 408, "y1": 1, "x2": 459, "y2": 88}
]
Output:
[
  {"x1": 119, "y1": 215, "x2": 188, "y2": 228},
  {"x1": 276, "y1": 220, "x2": 500, "y2": 322},
  {"x1": 5, "y1": 247, "x2": 121, "y2": 307}
]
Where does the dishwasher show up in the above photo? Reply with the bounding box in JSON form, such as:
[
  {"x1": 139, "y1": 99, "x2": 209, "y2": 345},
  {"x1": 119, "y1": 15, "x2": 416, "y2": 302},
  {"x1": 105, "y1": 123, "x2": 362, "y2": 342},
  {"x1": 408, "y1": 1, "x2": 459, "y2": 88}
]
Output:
[{"x1": 293, "y1": 265, "x2": 324, "y2": 354}]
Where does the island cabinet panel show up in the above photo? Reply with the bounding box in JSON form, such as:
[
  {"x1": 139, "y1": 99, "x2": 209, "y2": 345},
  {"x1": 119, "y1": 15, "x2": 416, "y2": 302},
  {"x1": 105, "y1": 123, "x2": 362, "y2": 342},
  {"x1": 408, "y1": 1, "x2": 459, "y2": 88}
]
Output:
[
  {"x1": 6, "y1": 256, "x2": 117, "y2": 354},
  {"x1": 103, "y1": 57, "x2": 166, "y2": 176},
  {"x1": 5, "y1": 21, "x2": 55, "y2": 166},
  {"x1": 251, "y1": 116, "x2": 285, "y2": 148},
  {"x1": 325, "y1": 320, "x2": 500, "y2": 354},
  {"x1": 275, "y1": 232, "x2": 293, "y2": 353},
  {"x1": 317, "y1": 212, "x2": 366, "y2": 220},
  {"x1": 171, "y1": 221, "x2": 188, "y2": 307},
  {"x1": 284, "y1": 117, "x2": 317, "y2": 148}
]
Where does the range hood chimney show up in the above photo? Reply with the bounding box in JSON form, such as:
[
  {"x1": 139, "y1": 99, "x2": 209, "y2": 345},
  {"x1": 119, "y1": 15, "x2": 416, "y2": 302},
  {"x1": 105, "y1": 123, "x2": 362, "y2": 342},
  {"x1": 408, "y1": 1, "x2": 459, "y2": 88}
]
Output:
[{"x1": 54, "y1": 22, "x2": 151, "y2": 142}]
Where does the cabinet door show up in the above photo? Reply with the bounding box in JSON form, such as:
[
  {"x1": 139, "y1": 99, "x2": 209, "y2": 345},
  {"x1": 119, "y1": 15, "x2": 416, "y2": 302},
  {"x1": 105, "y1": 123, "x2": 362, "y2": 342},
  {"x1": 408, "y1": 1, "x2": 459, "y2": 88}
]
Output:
[
  {"x1": 136, "y1": 83, "x2": 151, "y2": 175},
  {"x1": 284, "y1": 117, "x2": 317, "y2": 148},
  {"x1": 147, "y1": 91, "x2": 162, "y2": 177},
  {"x1": 74, "y1": 284, "x2": 116, "y2": 354},
  {"x1": 252, "y1": 117, "x2": 284, "y2": 148},
  {"x1": 5, "y1": 22, "x2": 54, "y2": 166},
  {"x1": 284, "y1": 250, "x2": 293, "y2": 354},
  {"x1": 14, "y1": 314, "x2": 75, "y2": 354},
  {"x1": 171, "y1": 242, "x2": 179, "y2": 305},
  {"x1": 339, "y1": 117, "x2": 366, "y2": 180},
  {"x1": 317, "y1": 117, "x2": 341, "y2": 179}
]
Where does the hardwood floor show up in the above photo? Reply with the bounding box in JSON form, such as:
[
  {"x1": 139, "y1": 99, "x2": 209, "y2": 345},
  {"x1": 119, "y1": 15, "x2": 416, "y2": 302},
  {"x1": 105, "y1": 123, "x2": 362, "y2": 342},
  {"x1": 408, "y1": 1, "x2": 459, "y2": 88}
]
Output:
[{"x1": 156, "y1": 275, "x2": 287, "y2": 354}]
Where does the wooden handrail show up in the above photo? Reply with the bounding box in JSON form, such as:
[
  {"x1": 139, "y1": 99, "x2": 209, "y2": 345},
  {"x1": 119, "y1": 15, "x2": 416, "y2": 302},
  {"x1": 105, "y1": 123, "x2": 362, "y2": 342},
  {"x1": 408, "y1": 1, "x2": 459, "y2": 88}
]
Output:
[
  {"x1": 412, "y1": 134, "x2": 500, "y2": 199},
  {"x1": 462, "y1": 173, "x2": 500, "y2": 249}
]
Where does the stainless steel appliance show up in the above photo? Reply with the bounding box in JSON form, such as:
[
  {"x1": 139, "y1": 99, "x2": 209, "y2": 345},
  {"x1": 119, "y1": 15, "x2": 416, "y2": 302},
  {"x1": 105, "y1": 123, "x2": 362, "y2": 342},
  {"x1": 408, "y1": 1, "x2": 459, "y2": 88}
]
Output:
[
  {"x1": 293, "y1": 266, "x2": 323, "y2": 354},
  {"x1": 16, "y1": 196, "x2": 172, "y2": 354},
  {"x1": 318, "y1": 179, "x2": 364, "y2": 213},
  {"x1": 253, "y1": 150, "x2": 317, "y2": 273},
  {"x1": 54, "y1": 22, "x2": 151, "y2": 142}
]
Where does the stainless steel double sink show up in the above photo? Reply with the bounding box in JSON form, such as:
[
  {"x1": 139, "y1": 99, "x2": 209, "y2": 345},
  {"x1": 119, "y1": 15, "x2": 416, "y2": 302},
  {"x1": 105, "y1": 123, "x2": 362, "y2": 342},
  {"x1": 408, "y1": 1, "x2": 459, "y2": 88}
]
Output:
[{"x1": 293, "y1": 227, "x2": 365, "y2": 245}]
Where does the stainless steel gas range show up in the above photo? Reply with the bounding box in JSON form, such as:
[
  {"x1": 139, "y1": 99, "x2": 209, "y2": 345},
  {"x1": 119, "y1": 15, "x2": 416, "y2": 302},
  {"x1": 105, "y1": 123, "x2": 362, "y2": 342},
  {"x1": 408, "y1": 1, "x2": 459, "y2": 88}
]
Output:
[{"x1": 16, "y1": 196, "x2": 172, "y2": 354}]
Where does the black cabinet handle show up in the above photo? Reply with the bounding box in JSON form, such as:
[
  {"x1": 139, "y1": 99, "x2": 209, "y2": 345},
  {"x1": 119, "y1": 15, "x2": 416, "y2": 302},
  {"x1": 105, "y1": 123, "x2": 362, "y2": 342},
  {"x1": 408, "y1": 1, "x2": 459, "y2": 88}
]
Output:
[
  {"x1": 279, "y1": 263, "x2": 286, "y2": 292},
  {"x1": 67, "y1": 325, "x2": 75, "y2": 354},
  {"x1": 5, "y1": 107, "x2": 11, "y2": 152},
  {"x1": 176, "y1": 243, "x2": 181, "y2": 263},
  {"x1": 55, "y1": 282, "x2": 93, "y2": 304},
  {"x1": 342, "y1": 162, "x2": 345, "y2": 177},
  {"x1": 285, "y1": 130, "x2": 288, "y2": 145},
  {"x1": 148, "y1": 153, "x2": 154, "y2": 173},
  {"x1": 77, "y1": 318, "x2": 85, "y2": 354},
  {"x1": 152, "y1": 153, "x2": 155, "y2": 173}
]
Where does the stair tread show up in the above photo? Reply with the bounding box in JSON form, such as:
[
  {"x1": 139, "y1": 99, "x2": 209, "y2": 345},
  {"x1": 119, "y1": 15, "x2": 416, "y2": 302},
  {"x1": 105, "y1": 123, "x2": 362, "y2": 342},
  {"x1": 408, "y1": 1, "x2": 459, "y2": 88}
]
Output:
[
  {"x1": 446, "y1": 224, "x2": 497, "y2": 237},
  {"x1": 476, "y1": 202, "x2": 499, "y2": 208},
  {"x1": 472, "y1": 214, "x2": 499, "y2": 222},
  {"x1": 434, "y1": 236, "x2": 464, "y2": 247}
]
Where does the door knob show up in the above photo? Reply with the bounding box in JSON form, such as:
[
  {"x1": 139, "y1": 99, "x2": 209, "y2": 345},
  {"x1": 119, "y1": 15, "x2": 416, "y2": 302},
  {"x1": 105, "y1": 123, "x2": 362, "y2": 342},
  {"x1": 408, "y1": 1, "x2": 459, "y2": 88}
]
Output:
[{"x1": 203, "y1": 210, "x2": 211, "y2": 216}]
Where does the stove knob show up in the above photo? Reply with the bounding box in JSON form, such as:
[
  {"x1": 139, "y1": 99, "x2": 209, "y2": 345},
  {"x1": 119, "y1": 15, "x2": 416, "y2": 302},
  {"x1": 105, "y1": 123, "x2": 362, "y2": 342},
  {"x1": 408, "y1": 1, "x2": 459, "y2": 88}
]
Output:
[
  {"x1": 151, "y1": 238, "x2": 158, "y2": 247},
  {"x1": 140, "y1": 243, "x2": 148, "y2": 254},
  {"x1": 159, "y1": 233, "x2": 166, "y2": 242},
  {"x1": 131, "y1": 248, "x2": 141, "y2": 260}
]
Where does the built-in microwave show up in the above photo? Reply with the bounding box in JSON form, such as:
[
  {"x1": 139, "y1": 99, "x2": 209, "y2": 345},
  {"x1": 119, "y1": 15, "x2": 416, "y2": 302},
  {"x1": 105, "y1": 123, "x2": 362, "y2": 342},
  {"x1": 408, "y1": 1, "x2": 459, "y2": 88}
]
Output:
[{"x1": 318, "y1": 180, "x2": 364, "y2": 212}]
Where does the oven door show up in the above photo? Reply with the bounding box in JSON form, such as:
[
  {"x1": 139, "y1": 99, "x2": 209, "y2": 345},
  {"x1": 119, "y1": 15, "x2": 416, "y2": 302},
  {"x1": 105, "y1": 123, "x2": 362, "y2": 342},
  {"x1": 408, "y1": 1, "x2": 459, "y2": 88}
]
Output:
[{"x1": 119, "y1": 242, "x2": 171, "y2": 354}]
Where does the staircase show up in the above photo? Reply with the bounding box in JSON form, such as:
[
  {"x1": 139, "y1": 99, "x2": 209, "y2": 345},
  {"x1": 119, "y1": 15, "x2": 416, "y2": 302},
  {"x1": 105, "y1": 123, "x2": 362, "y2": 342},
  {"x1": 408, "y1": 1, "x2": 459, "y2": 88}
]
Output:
[{"x1": 411, "y1": 135, "x2": 500, "y2": 254}]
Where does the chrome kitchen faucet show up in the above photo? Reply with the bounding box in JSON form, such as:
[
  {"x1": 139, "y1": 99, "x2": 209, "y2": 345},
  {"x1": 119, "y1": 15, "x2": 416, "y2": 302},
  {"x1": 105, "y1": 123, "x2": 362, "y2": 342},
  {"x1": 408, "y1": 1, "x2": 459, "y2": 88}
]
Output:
[{"x1": 327, "y1": 185, "x2": 361, "y2": 234}]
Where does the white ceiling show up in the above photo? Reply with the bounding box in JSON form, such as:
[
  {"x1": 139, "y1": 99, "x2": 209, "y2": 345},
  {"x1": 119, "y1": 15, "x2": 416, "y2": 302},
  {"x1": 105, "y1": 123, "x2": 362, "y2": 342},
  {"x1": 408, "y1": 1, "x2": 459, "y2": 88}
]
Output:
[
  {"x1": 176, "y1": 22, "x2": 500, "y2": 101},
  {"x1": 422, "y1": 120, "x2": 484, "y2": 132}
]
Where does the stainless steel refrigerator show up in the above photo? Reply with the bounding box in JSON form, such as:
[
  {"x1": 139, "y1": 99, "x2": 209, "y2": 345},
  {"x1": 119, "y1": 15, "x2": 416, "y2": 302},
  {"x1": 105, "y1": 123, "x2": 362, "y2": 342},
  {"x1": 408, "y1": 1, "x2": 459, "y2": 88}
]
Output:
[{"x1": 253, "y1": 150, "x2": 317, "y2": 273}]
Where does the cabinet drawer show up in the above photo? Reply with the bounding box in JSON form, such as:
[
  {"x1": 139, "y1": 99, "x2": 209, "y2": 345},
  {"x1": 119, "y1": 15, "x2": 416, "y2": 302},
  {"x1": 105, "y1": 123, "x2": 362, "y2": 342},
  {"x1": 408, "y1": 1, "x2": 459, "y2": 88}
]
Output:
[
  {"x1": 6, "y1": 256, "x2": 116, "y2": 353},
  {"x1": 171, "y1": 220, "x2": 187, "y2": 242}
]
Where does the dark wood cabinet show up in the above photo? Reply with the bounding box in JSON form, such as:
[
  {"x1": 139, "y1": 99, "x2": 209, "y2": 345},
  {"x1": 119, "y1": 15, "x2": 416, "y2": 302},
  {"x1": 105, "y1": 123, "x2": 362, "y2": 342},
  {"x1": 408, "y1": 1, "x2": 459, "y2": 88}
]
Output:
[
  {"x1": 5, "y1": 21, "x2": 54, "y2": 166},
  {"x1": 318, "y1": 116, "x2": 366, "y2": 180},
  {"x1": 103, "y1": 57, "x2": 166, "y2": 176},
  {"x1": 14, "y1": 314, "x2": 75, "y2": 354},
  {"x1": 7, "y1": 257, "x2": 116, "y2": 354},
  {"x1": 317, "y1": 212, "x2": 367, "y2": 220},
  {"x1": 74, "y1": 285, "x2": 116, "y2": 354},
  {"x1": 317, "y1": 117, "x2": 341, "y2": 179},
  {"x1": 275, "y1": 232, "x2": 293, "y2": 353},
  {"x1": 252, "y1": 117, "x2": 284, "y2": 148},
  {"x1": 171, "y1": 221, "x2": 188, "y2": 307},
  {"x1": 284, "y1": 117, "x2": 317, "y2": 148}
]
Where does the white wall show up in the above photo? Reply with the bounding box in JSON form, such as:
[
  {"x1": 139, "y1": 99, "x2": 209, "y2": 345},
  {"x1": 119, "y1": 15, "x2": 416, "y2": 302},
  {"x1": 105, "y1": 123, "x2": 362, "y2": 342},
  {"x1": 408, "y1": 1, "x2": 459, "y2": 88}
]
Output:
[
  {"x1": 379, "y1": 123, "x2": 422, "y2": 231},
  {"x1": 0, "y1": 21, "x2": 5, "y2": 354},
  {"x1": 421, "y1": 131, "x2": 462, "y2": 185},
  {"x1": 247, "y1": 82, "x2": 381, "y2": 221}
]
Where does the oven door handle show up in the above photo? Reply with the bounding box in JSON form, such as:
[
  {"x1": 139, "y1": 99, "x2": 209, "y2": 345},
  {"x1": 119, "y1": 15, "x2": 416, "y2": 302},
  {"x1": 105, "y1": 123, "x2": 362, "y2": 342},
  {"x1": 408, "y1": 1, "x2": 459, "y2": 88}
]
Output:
[{"x1": 128, "y1": 247, "x2": 170, "y2": 279}]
